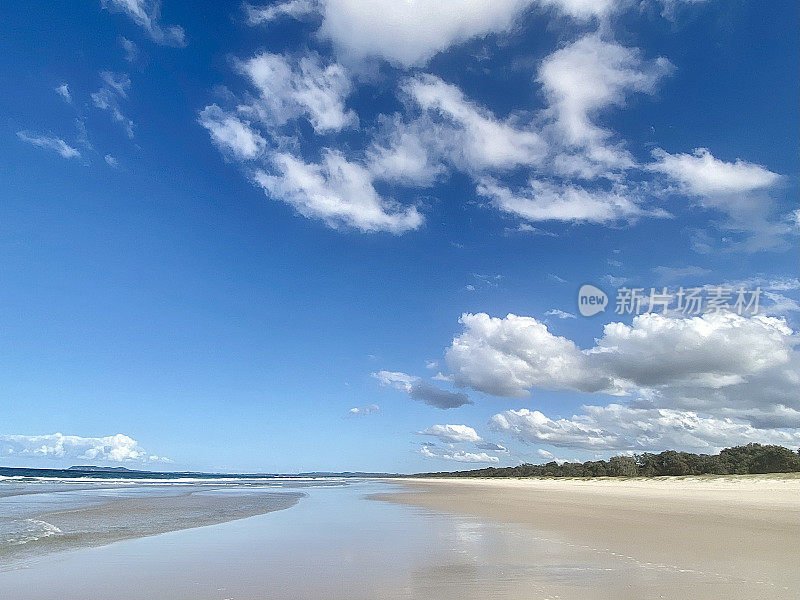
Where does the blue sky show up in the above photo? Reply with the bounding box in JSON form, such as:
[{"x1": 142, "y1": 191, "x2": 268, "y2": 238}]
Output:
[{"x1": 1, "y1": 0, "x2": 798, "y2": 473}]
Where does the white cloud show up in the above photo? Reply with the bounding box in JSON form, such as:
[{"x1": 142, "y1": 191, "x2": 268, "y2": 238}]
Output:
[
  {"x1": 55, "y1": 83, "x2": 71, "y2": 104},
  {"x1": 245, "y1": 0, "x2": 318, "y2": 24},
  {"x1": 591, "y1": 312, "x2": 792, "y2": 389},
  {"x1": 445, "y1": 313, "x2": 610, "y2": 397},
  {"x1": 491, "y1": 405, "x2": 799, "y2": 453},
  {"x1": 317, "y1": 0, "x2": 628, "y2": 67},
  {"x1": 118, "y1": 36, "x2": 140, "y2": 62},
  {"x1": 478, "y1": 178, "x2": 661, "y2": 224},
  {"x1": 104, "y1": 154, "x2": 119, "y2": 168},
  {"x1": 367, "y1": 74, "x2": 546, "y2": 188},
  {"x1": 372, "y1": 370, "x2": 472, "y2": 408},
  {"x1": 538, "y1": 35, "x2": 672, "y2": 175},
  {"x1": 603, "y1": 273, "x2": 628, "y2": 286},
  {"x1": 17, "y1": 132, "x2": 81, "y2": 159},
  {"x1": 649, "y1": 148, "x2": 790, "y2": 251},
  {"x1": 445, "y1": 311, "x2": 800, "y2": 430},
  {"x1": 540, "y1": 35, "x2": 672, "y2": 147},
  {"x1": 92, "y1": 71, "x2": 134, "y2": 138},
  {"x1": 419, "y1": 424, "x2": 482, "y2": 443},
  {"x1": 658, "y1": 0, "x2": 709, "y2": 20},
  {"x1": 349, "y1": 403, "x2": 380, "y2": 415},
  {"x1": 403, "y1": 74, "x2": 546, "y2": 172},
  {"x1": 538, "y1": 0, "x2": 622, "y2": 20},
  {"x1": 101, "y1": 0, "x2": 186, "y2": 47},
  {"x1": 0, "y1": 433, "x2": 170, "y2": 463},
  {"x1": 238, "y1": 51, "x2": 357, "y2": 133},
  {"x1": 650, "y1": 148, "x2": 780, "y2": 196},
  {"x1": 545, "y1": 308, "x2": 576, "y2": 319},
  {"x1": 198, "y1": 104, "x2": 266, "y2": 159},
  {"x1": 366, "y1": 116, "x2": 445, "y2": 186},
  {"x1": 421, "y1": 445, "x2": 500, "y2": 463},
  {"x1": 254, "y1": 151, "x2": 423, "y2": 233},
  {"x1": 373, "y1": 370, "x2": 419, "y2": 391},
  {"x1": 491, "y1": 408, "x2": 620, "y2": 450},
  {"x1": 318, "y1": 0, "x2": 535, "y2": 67}
]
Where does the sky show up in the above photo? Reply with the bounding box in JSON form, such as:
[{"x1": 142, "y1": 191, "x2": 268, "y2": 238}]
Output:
[{"x1": 0, "y1": 0, "x2": 798, "y2": 474}]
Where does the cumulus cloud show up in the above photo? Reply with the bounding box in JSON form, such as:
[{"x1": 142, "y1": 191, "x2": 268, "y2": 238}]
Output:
[
  {"x1": 254, "y1": 151, "x2": 423, "y2": 233},
  {"x1": 372, "y1": 370, "x2": 472, "y2": 409},
  {"x1": 421, "y1": 445, "x2": 500, "y2": 463},
  {"x1": 445, "y1": 311, "x2": 800, "y2": 431},
  {"x1": 198, "y1": 104, "x2": 266, "y2": 159},
  {"x1": 349, "y1": 403, "x2": 380, "y2": 416},
  {"x1": 101, "y1": 0, "x2": 186, "y2": 47},
  {"x1": 237, "y1": 51, "x2": 357, "y2": 133},
  {"x1": 92, "y1": 71, "x2": 134, "y2": 138},
  {"x1": 17, "y1": 132, "x2": 80, "y2": 159},
  {"x1": 491, "y1": 405, "x2": 799, "y2": 453},
  {"x1": 0, "y1": 433, "x2": 170, "y2": 463},
  {"x1": 419, "y1": 424, "x2": 482, "y2": 443},
  {"x1": 445, "y1": 313, "x2": 611, "y2": 397}
]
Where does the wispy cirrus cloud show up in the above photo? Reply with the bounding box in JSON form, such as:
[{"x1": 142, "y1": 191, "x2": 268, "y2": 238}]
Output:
[
  {"x1": 245, "y1": 0, "x2": 318, "y2": 25},
  {"x1": 17, "y1": 132, "x2": 80, "y2": 159},
  {"x1": 101, "y1": 0, "x2": 186, "y2": 47},
  {"x1": 91, "y1": 71, "x2": 135, "y2": 138}
]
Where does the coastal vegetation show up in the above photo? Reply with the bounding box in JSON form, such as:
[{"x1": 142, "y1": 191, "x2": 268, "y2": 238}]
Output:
[{"x1": 414, "y1": 444, "x2": 800, "y2": 478}]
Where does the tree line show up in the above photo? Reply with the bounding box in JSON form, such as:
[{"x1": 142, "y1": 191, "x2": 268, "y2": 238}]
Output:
[{"x1": 413, "y1": 443, "x2": 800, "y2": 478}]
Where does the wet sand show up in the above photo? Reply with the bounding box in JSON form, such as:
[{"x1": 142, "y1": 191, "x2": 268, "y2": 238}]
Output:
[
  {"x1": 1, "y1": 477, "x2": 798, "y2": 599},
  {"x1": 0, "y1": 483, "x2": 307, "y2": 565},
  {"x1": 376, "y1": 474, "x2": 800, "y2": 599}
]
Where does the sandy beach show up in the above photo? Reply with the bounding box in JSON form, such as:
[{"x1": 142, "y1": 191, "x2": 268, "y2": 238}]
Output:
[{"x1": 376, "y1": 474, "x2": 800, "y2": 599}]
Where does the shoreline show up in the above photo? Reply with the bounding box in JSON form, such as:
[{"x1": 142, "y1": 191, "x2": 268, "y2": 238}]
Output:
[
  {"x1": 374, "y1": 474, "x2": 800, "y2": 599},
  {"x1": 0, "y1": 485, "x2": 305, "y2": 568}
]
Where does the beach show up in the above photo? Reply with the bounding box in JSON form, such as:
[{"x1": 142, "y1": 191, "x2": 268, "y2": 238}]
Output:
[
  {"x1": 0, "y1": 475, "x2": 798, "y2": 599},
  {"x1": 377, "y1": 474, "x2": 800, "y2": 599}
]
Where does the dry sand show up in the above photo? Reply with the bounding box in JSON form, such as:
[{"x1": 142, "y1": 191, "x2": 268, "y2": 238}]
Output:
[{"x1": 376, "y1": 474, "x2": 800, "y2": 599}]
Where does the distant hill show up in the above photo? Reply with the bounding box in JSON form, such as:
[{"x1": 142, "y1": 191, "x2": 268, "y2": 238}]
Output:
[
  {"x1": 67, "y1": 465, "x2": 140, "y2": 472},
  {"x1": 0, "y1": 465, "x2": 401, "y2": 480}
]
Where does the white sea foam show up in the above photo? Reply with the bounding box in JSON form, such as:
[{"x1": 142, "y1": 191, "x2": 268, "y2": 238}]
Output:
[{"x1": 0, "y1": 519, "x2": 62, "y2": 547}]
